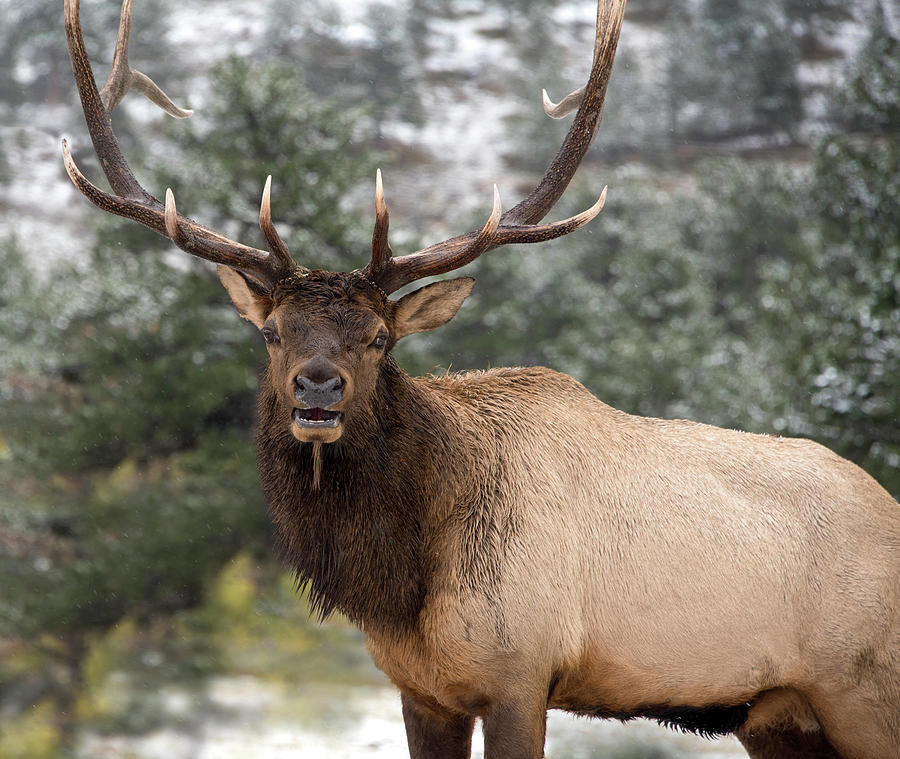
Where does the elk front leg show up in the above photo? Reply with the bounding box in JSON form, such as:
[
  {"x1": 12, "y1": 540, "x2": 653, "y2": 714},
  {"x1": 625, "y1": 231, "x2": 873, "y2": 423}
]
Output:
[
  {"x1": 401, "y1": 691, "x2": 475, "y2": 759},
  {"x1": 482, "y1": 695, "x2": 548, "y2": 759}
]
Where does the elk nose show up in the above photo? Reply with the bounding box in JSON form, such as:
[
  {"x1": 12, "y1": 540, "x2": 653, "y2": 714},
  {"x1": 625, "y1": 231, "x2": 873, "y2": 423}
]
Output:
[{"x1": 294, "y1": 361, "x2": 345, "y2": 409}]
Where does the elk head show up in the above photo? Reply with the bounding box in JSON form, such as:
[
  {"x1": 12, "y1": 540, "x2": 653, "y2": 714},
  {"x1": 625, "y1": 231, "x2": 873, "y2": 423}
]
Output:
[
  {"x1": 219, "y1": 261, "x2": 475, "y2": 446},
  {"x1": 61, "y1": 0, "x2": 624, "y2": 447}
]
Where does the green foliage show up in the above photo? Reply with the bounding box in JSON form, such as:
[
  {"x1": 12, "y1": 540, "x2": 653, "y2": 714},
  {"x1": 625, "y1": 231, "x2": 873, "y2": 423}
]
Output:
[
  {"x1": 0, "y1": 238, "x2": 42, "y2": 378},
  {"x1": 187, "y1": 554, "x2": 377, "y2": 683},
  {"x1": 397, "y1": 174, "x2": 721, "y2": 421},
  {"x1": 0, "y1": 432, "x2": 267, "y2": 639},
  {"x1": 797, "y1": 134, "x2": 900, "y2": 491},
  {"x1": 0, "y1": 699, "x2": 60, "y2": 759},
  {"x1": 1, "y1": 239, "x2": 260, "y2": 472},
  {"x1": 360, "y1": 3, "x2": 428, "y2": 134}
]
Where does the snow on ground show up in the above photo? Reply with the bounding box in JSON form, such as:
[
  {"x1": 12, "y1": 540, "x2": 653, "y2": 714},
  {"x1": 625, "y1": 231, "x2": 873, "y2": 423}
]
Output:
[{"x1": 78, "y1": 677, "x2": 748, "y2": 759}]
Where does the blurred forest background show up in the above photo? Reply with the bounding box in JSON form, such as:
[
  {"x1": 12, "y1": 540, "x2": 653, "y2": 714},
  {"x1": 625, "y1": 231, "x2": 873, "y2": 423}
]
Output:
[{"x1": 0, "y1": 0, "x2": 897, "y2": 756}]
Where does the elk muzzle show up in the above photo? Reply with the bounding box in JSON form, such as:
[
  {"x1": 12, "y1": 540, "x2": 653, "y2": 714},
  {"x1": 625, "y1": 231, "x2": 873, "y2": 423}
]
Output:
[{"x1": 290, "y1": 356, "x2": 348, "y2": 444}]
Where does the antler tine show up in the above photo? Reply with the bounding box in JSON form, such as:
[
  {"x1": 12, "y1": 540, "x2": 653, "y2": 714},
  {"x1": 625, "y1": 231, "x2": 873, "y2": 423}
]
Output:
[
  {"x1": 542, "y1": 86, "x2": 586, "y2": 119},
  {"x1": 100, "y1": 0, "x2": 193, "y2": 117},
  {"x1": 99, "y1": 0, "x2": 133, "y2": 112},
  {"x1": 367, "y1": 185, "x2": 502, "y2": 294},
  {"x1": 160, "y1": 187, "x2": 278, "y2": 273},
  {"x1": 65, "y1": 0, "x2": 145, "y2": 200},
  {"x1": 505, "y1": 0, "x2": 623, "y2": 224},
  {"x1": 370, "y1": 169, "x2": 393, "y2": 275},
  {"x1": 541, "y1": 0, "x2": 613, "y2": 120},
  {"x1": 470, "y1": 184, "x2": 504, "y2": 257},
  {"x1": 259, "y1": 175, "x2": 298, "y2": 275},
  {"x1": 369, "y1": 0, "x2": 624, "y2": 295},
  {"x1": 62, "y1": 0, "x2": 296, "y2": 290}
]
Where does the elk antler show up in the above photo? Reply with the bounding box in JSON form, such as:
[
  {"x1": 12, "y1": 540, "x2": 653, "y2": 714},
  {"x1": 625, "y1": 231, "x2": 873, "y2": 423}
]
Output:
[
  {"x1": 61, "y1": 0, "x2": 300, "y2": 290},
  {"x1": 364, "y1": 0, "x2": 624, "y2": 295}
]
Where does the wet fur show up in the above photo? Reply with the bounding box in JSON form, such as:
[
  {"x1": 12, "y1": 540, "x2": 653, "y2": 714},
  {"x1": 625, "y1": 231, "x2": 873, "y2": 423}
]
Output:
[{"x1": 257, "y1": 357, "x2": 431, "y2": 628}]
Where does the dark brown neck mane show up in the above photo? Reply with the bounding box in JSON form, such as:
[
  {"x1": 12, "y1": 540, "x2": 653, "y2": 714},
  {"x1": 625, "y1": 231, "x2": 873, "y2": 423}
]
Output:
[{"x1": 255, "y1": 357, "x2": 461, "y2": 633}]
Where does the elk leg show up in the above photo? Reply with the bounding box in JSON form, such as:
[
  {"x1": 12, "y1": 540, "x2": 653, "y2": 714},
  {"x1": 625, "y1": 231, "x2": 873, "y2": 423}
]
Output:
[
  {"x1": 738, "y1": 727, "x2": 842, "y2": 759},
  {"x1": 736, "y1": 688, "x2": 841, "y2": 758},
  {"x1": 401, "y1": 691, "x2": 475, "y2": 759},
  {"x1": 481, "y1": 695, "x2": 548, "y2": 759}
]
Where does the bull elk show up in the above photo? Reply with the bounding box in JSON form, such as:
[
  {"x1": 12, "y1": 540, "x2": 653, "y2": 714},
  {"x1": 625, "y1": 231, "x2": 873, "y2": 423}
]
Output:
[{"x1": 61, "y1": 0, "x2": 900, "y2": 757}]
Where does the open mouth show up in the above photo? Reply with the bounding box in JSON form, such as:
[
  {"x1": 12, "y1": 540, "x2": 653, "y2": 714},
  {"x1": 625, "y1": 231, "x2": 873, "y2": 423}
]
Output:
[{"x1": 292, "y1": 407, "x2": 343, "y2": 429}]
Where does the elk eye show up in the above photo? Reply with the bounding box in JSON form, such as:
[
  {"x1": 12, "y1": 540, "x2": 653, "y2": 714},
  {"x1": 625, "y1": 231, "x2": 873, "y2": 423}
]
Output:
[
  {"x1": 261, "y1": 326, "x2": 280, "y2": 345},
  {"x1": 369, "y1": 332, "x2": 388, "y2": 350}
]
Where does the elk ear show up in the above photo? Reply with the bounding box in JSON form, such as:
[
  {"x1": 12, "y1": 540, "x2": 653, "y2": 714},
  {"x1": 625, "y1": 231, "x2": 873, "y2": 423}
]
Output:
[
  {"x1": 392, "y1": 277, "x2": 475, "y2": 340},
  {"x1": 217, "y1": 265, "x2": 272, "y2": 329}
]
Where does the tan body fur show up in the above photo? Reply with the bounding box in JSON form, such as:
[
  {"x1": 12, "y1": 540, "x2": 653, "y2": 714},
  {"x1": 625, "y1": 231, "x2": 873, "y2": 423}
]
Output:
[{"x1": 359, "y1": 367, "x2": 900, "y2": 759}]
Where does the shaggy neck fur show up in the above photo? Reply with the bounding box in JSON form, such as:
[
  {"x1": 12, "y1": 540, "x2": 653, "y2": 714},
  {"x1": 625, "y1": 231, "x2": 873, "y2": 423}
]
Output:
[{"x1": 256, "y1": 357, "x2": 465, "y2": 634}]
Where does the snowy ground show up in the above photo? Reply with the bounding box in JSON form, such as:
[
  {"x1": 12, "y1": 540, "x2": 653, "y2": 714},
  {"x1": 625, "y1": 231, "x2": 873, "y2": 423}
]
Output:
[{"x1": 78, "y1": 677, "x2": 748, "y2": 759}]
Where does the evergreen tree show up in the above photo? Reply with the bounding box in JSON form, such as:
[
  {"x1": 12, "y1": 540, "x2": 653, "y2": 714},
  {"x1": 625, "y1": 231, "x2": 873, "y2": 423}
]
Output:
[
  {"x1": 261, "y1": 0, "x2": 424, "y2": 142},
  {"x1": 667, "y1": 0, "x2": 804, "y2": 140},
  {"x1": 159, "y1": 55, "x2": 375, "y2": 270},
  {"x1": 834, "y1": 4, "x2": 900, "y2": 134}
]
